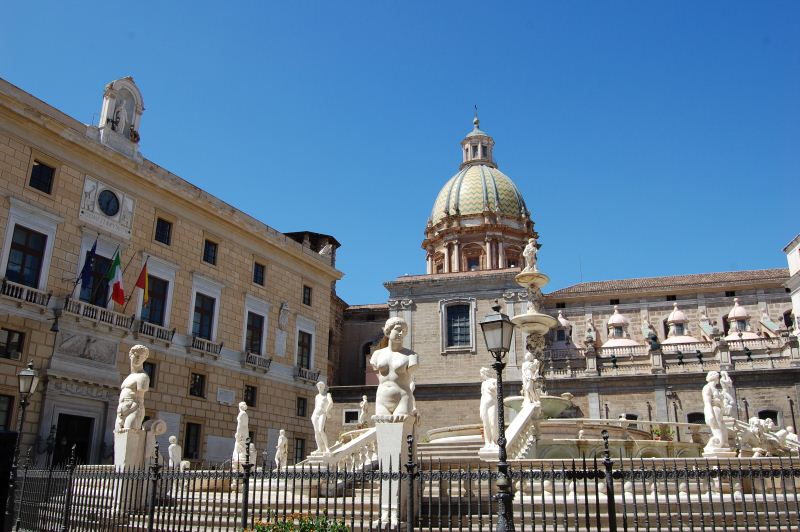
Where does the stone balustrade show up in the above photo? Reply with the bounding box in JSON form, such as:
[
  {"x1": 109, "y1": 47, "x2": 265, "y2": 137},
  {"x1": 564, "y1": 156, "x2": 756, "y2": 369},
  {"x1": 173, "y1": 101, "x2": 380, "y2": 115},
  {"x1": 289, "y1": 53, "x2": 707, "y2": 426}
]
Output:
[
  {"x1": 189, "y1": 335, "x2": 223, "y2": 358},
  {"x1": 63, "y1": 296, "x2": 135, "y2": 330},
  {"x1": 242, "y1": 351, "x2": 272, "y2": 373},
  {"x1": 134, "y1": 319, "x2": 176, "y2": 344},
  {"x1": 0, "y1": 278, "x2": 51, "y2": 308}
]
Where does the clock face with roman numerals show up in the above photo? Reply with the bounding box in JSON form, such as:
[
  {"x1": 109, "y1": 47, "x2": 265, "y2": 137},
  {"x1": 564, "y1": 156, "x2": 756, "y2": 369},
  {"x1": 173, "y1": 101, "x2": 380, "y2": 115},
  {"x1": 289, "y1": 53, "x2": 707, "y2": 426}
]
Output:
[{"x1": 98, "y1": 189, "x2": 120, "y2": 217}]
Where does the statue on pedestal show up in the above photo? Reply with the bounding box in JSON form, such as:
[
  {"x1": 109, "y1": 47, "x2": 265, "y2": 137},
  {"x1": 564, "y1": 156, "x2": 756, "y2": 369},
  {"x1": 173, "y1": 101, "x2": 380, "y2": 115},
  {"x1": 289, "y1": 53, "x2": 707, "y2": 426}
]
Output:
[
  {"x1": 275, "y1": 429, "x2": 288, "y2": 470},
  {"x1": 115, "y1": 345, "x2": 150, "y2": 432},
  {"x1": 703, "y1": 371, "x2": 730, "y2": 454},
  {"x1": 720, "y1": 371, "x2": 736, "y2": 417},
  {"x1": 358, "y1": 395, "x2": 369, "y2": 426},
  {"x1": 311, "y1": 382, "x2": 333, "y2": 455},
  {"x1": 168, "y1": 435, "x2": 182, "y2": 468},
  {"x1": 232, "y1": 402, "x2": 250, "y2": 467},
  {"x1": 370, "y1": 317, "x2": 418, "y2": 417},
  {"x1": 522, "y1": 237, "x2": 539, "y2": 273},
  {"x1": 479, "y1": 367, "x2": 498, "y2": 449},
  {"x1": 521, "y1": 352, "x2": 541, "y2": 405}
]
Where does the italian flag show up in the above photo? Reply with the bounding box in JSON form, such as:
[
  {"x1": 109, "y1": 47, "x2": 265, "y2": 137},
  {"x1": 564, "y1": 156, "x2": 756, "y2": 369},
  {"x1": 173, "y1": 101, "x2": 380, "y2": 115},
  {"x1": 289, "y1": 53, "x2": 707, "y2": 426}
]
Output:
[{"x1": 105, "y1": 251, "x2": 125, "y2": 305}]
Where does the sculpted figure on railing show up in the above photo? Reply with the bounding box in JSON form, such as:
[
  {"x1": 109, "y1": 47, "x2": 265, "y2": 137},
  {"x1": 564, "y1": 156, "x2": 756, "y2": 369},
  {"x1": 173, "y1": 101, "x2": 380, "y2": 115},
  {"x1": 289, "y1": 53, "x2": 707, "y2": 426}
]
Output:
[
  {"x1": 479, "y1": 367, "x2": 498, "y2": 449},
  {"x1": 311, "y1": 382, "x2": 333, "y2": 455},
  {"x1": 115, "y1": 345, "x2": 150, "y2": 432},
  {"x1": 275, "y1": 429, "x2": 288, "y2": 470},
  {"x1": 358, "y1": 394, "x2": 369, "y2": 426},
  {"x1": 702, "y1": 371, "x2": 730, "y2": 454},
  {"x1": 232, "y1": 401, "x2": 250, "y2": 467},
  {"x1": 370, "y1": 317, "x2": 418, "y2": 418}
]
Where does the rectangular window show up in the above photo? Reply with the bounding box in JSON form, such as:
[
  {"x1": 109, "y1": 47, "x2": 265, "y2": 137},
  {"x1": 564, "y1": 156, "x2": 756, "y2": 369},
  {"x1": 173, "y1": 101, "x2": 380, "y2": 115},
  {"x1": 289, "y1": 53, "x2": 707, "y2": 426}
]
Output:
[
  {"x1": 202, "y1": 239, "x2": 218, "y2": 265},
  {"x1": 79, "y1": 253, "x2": 112, "y2": 307},
  {"x1": 29, "y1": 160, "x2": 55, "y2": 194},
  {"x1": 344, "y1": 410, "x2": 359, "y2": 424},
  {"x1": 0, "y1": 328, "x2": 25, "y2": 360},
  {"x1": 141, "y1": 275, "x2": 169, "y2": 326},
  {"x1": 142, "y1": 361, "x2": 157, "y2": 388},
  {"x1": 302, "y1": 285, "x2": 312, "y2": 306},
  {"x1": 189, "y1": 373, "x2": 206, "y2": 398},
  {"x1": 245, "y1": 311, "x2": 264, "y2": 354},
  {"x1": 6, "y1": 225, "x2": 47, "y2": 288},
  {"x1": 184, "y1": 422, "x2": 202, "y2": 460},
  {"x1": 293, "y1": 438, "x2": 306, "y2": 464},
  {"x1": 154, "y1": 218, "x2": 172, "y2": 245},
  {"x1": 609, "y1": 299, "x2": 620, "y2": 305},
  {"x1": 192, "y1": 293, "x2": 216, "y2": 340},
  {"x1": 296, "y1": 397, "x2": 307, "y2": 417},
  {"x1": 556, "y1": 302, "x2": 566, "y2": 309},
  {"x1": 446, "y1": 304, "x2": 471, "y2": 347},
  {"x1": 666, "y1": 295, "x2": 677, "y2": 302},
  {"x1": 253, "y1": 262, "x2": 265, "y2": 286},
  {"x1": 0, "y1": 395, "x2": 13, "y2": 431},
  {"x1": 244, "y1": 385, "x2": 257, "y2": 407},
  {"x1": 725, "y1": 291, "x2": 736, "y2": 297},
  {"x1": 297, "y1": 331, "x2": 312, "y2": 369}
]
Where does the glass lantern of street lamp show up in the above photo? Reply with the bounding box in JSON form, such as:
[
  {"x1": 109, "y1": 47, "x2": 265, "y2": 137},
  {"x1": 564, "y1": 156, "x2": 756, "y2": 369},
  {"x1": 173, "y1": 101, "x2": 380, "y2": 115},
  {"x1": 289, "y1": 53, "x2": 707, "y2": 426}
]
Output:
[
  {"x1": 479, "y1": 302, "x2": 514, "y2": 357},
  {"x1": 17, "y1": 361, "x2": 39, "y2": 397}
]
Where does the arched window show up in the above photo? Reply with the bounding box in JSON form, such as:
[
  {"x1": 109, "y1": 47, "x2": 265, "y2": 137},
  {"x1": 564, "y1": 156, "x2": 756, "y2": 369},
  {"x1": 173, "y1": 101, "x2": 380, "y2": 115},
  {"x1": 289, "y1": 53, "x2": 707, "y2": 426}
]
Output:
[
  {"x1": 758, "y1": 409, "x2": 779, "y2": 425},
  {"x1": 686, "y1": 412, "x2": 705, "y2": 424},
  {"x1": 613, "y1": 326, "x2": 624, "y2": 339}
]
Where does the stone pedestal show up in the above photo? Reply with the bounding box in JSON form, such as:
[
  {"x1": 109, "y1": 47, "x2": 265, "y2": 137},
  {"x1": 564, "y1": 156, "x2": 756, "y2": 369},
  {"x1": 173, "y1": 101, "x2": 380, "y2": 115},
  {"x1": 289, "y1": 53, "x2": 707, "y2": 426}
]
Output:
[
  {"x1": 372, "y1": 414, "x2": 417, "y2": 529},
  {"x1": 114, "y1": 429, "x2": 147, "y2": 468}
]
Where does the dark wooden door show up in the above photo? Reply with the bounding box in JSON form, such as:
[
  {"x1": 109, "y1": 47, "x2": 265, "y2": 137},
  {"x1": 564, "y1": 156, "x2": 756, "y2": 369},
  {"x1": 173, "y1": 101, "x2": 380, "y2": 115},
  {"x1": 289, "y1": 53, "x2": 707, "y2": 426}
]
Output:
[{"x1": 52, "y1": 413, "x2": 93, "y2": 465}]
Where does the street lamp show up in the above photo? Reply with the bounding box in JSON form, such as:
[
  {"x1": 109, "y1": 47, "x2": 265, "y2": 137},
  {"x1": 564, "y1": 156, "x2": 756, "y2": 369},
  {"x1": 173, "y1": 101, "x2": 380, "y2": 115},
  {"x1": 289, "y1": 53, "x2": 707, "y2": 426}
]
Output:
[
  {"x1": 479, "y1": 301, "x2": 515, "y2": 532},
  {"x1": 4, "y1": 361, "x2": 40, "y2": 531}
]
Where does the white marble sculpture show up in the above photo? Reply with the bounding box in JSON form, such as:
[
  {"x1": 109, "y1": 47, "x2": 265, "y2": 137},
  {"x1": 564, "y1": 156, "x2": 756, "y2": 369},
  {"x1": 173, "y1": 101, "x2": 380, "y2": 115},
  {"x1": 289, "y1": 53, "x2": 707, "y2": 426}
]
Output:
[
  {"x1": 369, "y1": 317, "x2": 418, "y2": 417},
  {"x1": 168, "y1": 435, "x2": 182, "y2": 468},
  {"x1": 720, "y1": 371, "x2": 736, "y2": 418},
  {"x1": 115, "y1": 345, "x2": 150, "y2": 432},
  {"x1": 521, "y1": 352, "x2": 541, "y2": 405},
  {"x1": 479, "y1": 367, "x2": 498, "y2": 449},
  {"x1": 522, "y1": 237, "x2": 539, "y2": 272},
  {"x1": 232, "y1": 401, "x2": 250, "y2": 467},
  {"x1": 358, "y1": 395, "x2": 368, "y2": 426},
  {"x1": 275, "y1": 429, "x2": 288, "y2": 470},
  {"x1": 702, "y1": 371, "x2": 731, "y2": 455},
  {"x1": 311, "y1": 381, "x2": 333, "y2": 455}
]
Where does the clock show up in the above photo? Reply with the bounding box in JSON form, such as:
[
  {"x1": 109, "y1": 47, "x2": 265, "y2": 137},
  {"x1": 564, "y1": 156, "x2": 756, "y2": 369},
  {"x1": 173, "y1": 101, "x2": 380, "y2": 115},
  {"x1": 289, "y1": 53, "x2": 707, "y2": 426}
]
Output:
[{"x1": 98, "y1": 189, "x2": 120, "y2": 217}]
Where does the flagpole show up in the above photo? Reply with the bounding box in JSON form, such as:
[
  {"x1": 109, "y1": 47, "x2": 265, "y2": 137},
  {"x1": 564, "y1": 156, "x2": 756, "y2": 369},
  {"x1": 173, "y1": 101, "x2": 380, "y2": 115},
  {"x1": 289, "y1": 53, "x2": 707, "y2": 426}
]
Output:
[
  {"x1": 104, "y1": 249, "x2": 138, "y2": 308},
  {"x1": 72, "y1": 234, "x2": 100, "y2": 299},
  {"x1": 90, "y1": 244, "x2": 121, "y2": 305},
  {"x1": 123, "y1": 257, "x2": 149, "y2": 314}
]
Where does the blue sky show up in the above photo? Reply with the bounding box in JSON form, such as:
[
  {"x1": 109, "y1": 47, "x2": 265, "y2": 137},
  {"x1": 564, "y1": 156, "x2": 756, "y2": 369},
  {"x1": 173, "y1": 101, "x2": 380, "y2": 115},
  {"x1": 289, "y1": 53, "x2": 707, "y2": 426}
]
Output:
[{"x1": 2, "y1": 1, "x2": 797, "y2": 304}]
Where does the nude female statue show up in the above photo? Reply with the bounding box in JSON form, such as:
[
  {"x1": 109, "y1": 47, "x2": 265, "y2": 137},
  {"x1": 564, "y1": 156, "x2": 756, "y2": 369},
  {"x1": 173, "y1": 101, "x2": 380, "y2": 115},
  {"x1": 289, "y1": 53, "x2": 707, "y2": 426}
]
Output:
[
  {"x1": 311, "y1": 381, "x2": 333, "y2": 454},
  {"x1": 703, "y1": 371, "x2": 729, "y2": 451},
  {"x1": 358, "y1": 395, "x2": 368, "y2": 426},
  {"x1": 479, "y1": 367, "x2": 498, "y2": 448},
  {"x1": 275, "y1": 429, "x2": 288, "y2": 470},
  {"x1": 521, "y1": 351, "x2": 541, "y2": 404},
  {"x1": 369, "y1": 317, "x2": 418, "y2": 417},
  {"x1": 115, "y1": 345, "x2": 150, "y2": 432},
  {"x1": 232, "y1": 401, "x2": 250, "y2": 465}
]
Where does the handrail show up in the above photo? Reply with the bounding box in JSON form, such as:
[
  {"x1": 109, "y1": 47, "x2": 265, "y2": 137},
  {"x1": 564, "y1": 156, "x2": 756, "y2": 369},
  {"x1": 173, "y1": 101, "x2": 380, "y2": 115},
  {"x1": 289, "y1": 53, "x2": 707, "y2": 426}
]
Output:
[
  {"x1": 299, "y1": 427, "x2": 376, "y2": 470},
  {"x1": 63, "y1": 296, "x2": 134, "y2": 329},
  {"x1": 0, "y1": 278, "x2": 51, "y2": 307}
]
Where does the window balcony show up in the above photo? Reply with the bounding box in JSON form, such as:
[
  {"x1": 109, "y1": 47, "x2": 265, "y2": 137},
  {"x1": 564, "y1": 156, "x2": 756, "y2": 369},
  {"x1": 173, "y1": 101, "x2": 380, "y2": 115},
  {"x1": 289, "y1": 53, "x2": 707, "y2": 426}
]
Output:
[
  {"x1": 188, "y1": 335, "x2": 223, "y2": 358},
  {"x1": 63, "y1": 297, "x2": 134, "y2": 330},
  {"x1": 294, "y1": 365, "x2": 320, "y2": 383},
  {"x1": 0, "y1": 278, "x2": 51, "y2": 309},
  {"x1": 133, "y1": 319, "x2": 176, "y2": 345},
  {"x1": 242, "y1": 351, "x2": 272, "y2": 373}
]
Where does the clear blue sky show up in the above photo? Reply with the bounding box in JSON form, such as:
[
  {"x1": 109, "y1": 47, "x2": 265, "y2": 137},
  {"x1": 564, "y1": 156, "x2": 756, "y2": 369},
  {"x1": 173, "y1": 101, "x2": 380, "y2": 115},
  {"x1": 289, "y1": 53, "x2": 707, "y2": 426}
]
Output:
[{"x1": 2, "y1": 2, "x2": 797, "y2": 305}]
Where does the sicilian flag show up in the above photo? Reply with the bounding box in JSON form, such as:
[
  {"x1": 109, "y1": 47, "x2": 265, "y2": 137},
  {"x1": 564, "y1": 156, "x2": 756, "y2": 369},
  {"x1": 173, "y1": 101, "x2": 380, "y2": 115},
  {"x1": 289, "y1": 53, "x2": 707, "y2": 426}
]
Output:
[
  {"x1": 105, "y1": 251, "x2": 125, "y2": 305},
  {"x1": 78, "y1": 239, "x2": 97, "y2": 287},
  {"x1": 135, "y1": 261, "x2": 149, "y2": 306}
]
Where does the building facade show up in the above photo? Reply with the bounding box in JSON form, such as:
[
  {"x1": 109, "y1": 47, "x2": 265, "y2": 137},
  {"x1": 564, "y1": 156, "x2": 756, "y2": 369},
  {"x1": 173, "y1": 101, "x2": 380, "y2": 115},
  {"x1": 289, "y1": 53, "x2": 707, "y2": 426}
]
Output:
[{"x1": 0, "y1": 77, "x2": 342, "y2": 466}]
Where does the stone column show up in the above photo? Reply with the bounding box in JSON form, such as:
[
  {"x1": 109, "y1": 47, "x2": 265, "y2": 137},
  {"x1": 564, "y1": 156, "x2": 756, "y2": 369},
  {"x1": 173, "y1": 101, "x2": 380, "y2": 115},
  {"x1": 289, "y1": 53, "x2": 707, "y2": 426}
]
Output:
[
  {"x1": 444, "y1": 244, "x2": 451, "y2": 273},
  {"x1": 372, "y1": 414, "x2": 417, "y2": 528},
  {"x1": 426, "y1": 254, "x2": 432, "y2": 274},
  {"x1": 498, "y1": 242, "x2": 506, "y2": 269},
  {"x1": 452, "y1": 242, "x2": 460, "y2": 273},
  {"x1": 485, "y1": 239, "x2": 493, "y2": 270}
]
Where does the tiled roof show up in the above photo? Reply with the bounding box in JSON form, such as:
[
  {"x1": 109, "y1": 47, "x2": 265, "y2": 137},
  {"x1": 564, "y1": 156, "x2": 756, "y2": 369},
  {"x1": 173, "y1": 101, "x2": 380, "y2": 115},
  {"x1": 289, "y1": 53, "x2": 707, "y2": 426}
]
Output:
[{"x1": 547, "y1": 268, "x2": 788, "y2": 298}]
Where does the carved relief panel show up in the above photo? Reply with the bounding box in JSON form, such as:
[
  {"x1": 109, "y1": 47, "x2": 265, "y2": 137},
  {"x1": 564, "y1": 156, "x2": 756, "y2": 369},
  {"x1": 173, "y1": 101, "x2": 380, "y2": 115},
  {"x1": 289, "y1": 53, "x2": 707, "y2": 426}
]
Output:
[{"x1": 79, "y1": 176, "x2": 135, "y2": 239}]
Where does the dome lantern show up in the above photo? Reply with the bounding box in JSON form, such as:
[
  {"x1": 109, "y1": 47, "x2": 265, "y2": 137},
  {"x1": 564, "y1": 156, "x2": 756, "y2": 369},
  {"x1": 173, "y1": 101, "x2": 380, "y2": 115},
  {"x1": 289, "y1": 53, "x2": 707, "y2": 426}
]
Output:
[{"x1": 460, "y1": 109, "x2": 495, "y2": 168}]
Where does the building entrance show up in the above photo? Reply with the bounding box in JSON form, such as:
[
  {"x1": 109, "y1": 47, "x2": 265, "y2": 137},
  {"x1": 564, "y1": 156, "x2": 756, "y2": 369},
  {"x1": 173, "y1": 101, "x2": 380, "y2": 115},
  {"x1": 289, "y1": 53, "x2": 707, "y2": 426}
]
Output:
[{"x1": 52, "y1": 413, "x2": 94, "y2": 465}]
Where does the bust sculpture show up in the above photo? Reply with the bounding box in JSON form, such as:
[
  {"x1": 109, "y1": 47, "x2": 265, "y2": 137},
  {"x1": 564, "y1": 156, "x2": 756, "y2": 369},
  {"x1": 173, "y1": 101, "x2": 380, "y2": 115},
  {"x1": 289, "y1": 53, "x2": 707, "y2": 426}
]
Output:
[
  {"x1": 479, "y1": 367, "x2": 498, "y2": 448},
  {"x1": 275, "y1": 429, "x2": 288, "y2": 469},
  {"x1": 115, "y1": 345, "x2": 150, "y2": 432},
  {"x1": 358, "y1": 395, "x2": 368, "y2": 426},
  {"x1": 702, "y1": 371, "x2": 729, "y2": 452},
  {"x1": 311, "y1": 381, "x2": 333, "y2": 455},
  {"x1": 522, "y1": 237, "x2": 539, "y2": 272},
  {"x1": 369, "y1": 317, "x2": 418, "y2": 417},
  {"x1": 232, "y1": 401, "x2": 249, "y2": 465},
  {"x1": 521, "y1": 352, "x2": 541, "y2": 405}
]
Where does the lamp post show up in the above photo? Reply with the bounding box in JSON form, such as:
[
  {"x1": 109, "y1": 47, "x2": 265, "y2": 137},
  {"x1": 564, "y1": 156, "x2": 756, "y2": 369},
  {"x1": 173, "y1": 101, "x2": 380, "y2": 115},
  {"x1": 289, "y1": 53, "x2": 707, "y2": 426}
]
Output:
[
  {"x1": 4, "y1": 361, "x2": 40, "y2": 532},
  {"x1": 788, "y1": 396, "x2": 797, "y2": 432},
  {"x1": 479, "y1": 302, "x2": 516, "y2": 532}
]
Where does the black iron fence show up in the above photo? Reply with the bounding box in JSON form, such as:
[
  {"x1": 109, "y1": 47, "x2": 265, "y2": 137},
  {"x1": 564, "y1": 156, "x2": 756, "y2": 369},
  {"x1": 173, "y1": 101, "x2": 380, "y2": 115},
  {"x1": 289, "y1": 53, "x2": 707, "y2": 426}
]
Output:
[{"x1": 10, "y1": 439, "x2": 800, "y2": 531}]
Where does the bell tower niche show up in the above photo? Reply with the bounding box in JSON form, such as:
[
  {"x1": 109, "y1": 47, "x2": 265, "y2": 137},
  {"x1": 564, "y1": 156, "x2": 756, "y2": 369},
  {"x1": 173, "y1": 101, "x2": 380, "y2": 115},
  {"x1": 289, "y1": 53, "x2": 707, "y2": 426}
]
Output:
[{"x1": 97, "y1": 77, "x2": 144, "y2": 159}]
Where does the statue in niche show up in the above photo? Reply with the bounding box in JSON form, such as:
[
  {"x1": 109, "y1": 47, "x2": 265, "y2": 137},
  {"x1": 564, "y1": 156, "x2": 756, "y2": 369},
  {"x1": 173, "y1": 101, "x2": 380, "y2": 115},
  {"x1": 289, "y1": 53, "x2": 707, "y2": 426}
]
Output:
[
  {"x1": 115, "y1": 345, "x2": 150, "y2": 432},
  {"x1": 311, "y1": 381, "x2": 333, "y2": 455},
  {"x1": 278, "y1": 302, "x2": 290, "y2": 331},
  {"x1": 479, "y1": 367, "x2": 498, "y2": 448},
  {"x1": 369, "y1": 317, "x2": 418, "y2": 417},
  {"x1": 114, "y1": 99, "x2": 129, "y2": 134},
  {"x1": 522, "y1": 237, "x2": 539, "y2": 272},
  {"x1": 720, "y1": 371, "x2": 736, "y2": 418},
  {"x1": 702, "y1": 371, "x2": 729, "y2": 452},
  {"x1": 232, "y1": 401, "x2": 250, "y2": 466},
  {"x1": 521, "y1": 352, "x2": 541, "y2": 405},
  {"x1": 584, "y1": 318, "x2": 596, "y2": 348},
  {"x1": 358, "y1": 395, "x2": 369, "y2": 426},
  {"x1": 275, "y1": 429, "x2": 288, "y2": 470}
]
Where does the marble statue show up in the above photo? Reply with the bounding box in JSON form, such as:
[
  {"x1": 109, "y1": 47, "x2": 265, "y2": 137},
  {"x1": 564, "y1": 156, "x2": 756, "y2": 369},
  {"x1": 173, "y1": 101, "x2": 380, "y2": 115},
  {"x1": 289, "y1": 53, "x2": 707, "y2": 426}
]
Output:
[
  {"x1": 720, "y1": 371, "x2": 736, "y2": 418},
  {"x1": 278, "y1": 302, "x2": 290, "y2": 331},
  {"x1": 114, "y1": 100, "x2": 129, "y2": 133},
  {"x1": 115, "y1": 345, "x2": 150, "y2": 432},
  {"x1": 702, "y1": 371, "x2": 729, "y2": 453},
  {"x1": 275, "y1": 429, "x2": 288, "y2": 470},
  {"x1": 369, "y1": 317, "x2": 418, "y2": 417},
  {"x1": 168, "y1": 435, "x2": 182, "y2": 468},
  {"x1": 522, "y1": 237, "x2": 539, "y2": 272},
  {"x1": 358, "y1": 395, "x2": 368, "y2": 426},
  {"x1": 232, "y1": 401, "x2": 250, "y2": 466},
  {"x1": 479, "y1": 367, "x2": 498, "y2": 449},
  {"x1": 584, "y1": 318, "x2": 596, "y2": 347},
  {"x1": 311, "y1": 381, "x2": 333, "y2": 455},
  {"x1": 521, "y1": 352, "x2": 541, "y2": 405}
]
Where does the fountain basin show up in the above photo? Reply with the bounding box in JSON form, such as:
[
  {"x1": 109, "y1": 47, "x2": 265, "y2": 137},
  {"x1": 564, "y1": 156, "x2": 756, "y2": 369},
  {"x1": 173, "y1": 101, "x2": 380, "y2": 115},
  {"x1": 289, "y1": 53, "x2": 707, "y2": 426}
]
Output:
[
  {"x1": 511, "y1": 311, "x2": 558, "y2": 335},
  {"x1": 515, "y1": 271, "x2": 550, "y2": 288}
]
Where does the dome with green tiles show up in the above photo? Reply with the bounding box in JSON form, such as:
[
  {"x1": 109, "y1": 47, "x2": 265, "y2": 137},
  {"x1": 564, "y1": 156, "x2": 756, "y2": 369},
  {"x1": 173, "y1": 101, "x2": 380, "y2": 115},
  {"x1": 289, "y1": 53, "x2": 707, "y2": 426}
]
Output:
[{"x1": 429, "y1": 164, "x2": 529, "y2": 225}]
